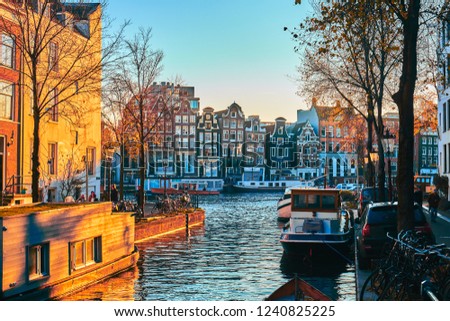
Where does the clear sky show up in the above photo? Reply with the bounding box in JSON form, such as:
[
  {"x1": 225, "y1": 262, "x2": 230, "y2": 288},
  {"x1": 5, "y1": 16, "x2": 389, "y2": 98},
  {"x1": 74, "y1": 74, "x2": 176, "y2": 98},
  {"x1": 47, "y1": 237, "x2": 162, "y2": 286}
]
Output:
[{"x1": 105, "y1": 0, "x2": 314, "y2": 122}]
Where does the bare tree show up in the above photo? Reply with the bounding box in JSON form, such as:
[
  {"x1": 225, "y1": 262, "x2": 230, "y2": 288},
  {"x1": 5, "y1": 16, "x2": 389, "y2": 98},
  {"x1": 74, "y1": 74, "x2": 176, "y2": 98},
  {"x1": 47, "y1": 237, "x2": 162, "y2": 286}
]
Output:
[
  {"x1": 111, "y1": 27, "x2": 164, "y2": 212},
  {"x1": 0, "y1": 0, "x2": 127, "y2": 202},
  {"x1": 291, "y1": 0, "x2": 402, "y2": 199},
  {"x1": 58, "y1": 154, "x2": 85, "y2": 200}
]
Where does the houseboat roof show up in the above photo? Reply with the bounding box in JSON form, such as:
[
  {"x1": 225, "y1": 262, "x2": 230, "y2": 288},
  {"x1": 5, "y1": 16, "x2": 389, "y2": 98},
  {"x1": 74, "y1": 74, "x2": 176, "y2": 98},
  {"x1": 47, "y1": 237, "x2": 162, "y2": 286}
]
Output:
[{"x1": 0, "y1": 203, "x2": 87, "y2": 218}]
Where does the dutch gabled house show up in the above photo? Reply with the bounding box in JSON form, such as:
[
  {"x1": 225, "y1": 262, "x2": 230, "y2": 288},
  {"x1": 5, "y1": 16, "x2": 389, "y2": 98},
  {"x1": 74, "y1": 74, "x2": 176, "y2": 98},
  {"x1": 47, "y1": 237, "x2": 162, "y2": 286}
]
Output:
[
  {"x1": 265, "y1": 117, "x2": 295, "y2": 181},
  {"x1": 242, "y1": 115, "x2": 266, "y2": 181},
  {"x1": 196, "y1": 106, "x2": 221, "y2": 178},
  {"x1": 215, "y1": 102, "x2": 245, "y2": 182}
]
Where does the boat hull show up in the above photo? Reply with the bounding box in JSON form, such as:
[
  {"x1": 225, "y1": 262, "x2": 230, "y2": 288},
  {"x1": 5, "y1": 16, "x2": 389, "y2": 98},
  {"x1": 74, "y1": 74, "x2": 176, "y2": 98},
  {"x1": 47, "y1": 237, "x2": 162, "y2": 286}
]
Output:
[
  {"x1": 280, "y1": 233, "x2": 353, "y2": 258},
  {"x1": 265, "y1": 277, "x2": 332, "y2": 301},
  {"x1": 276, "y1": 198, "x2": 291, "y2": 222}
]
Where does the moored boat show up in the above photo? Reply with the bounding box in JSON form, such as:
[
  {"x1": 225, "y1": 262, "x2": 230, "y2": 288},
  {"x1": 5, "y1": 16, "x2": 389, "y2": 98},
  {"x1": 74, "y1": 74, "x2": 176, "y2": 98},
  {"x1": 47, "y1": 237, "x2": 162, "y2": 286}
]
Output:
[
  {"x1": 279, "y1": 188, "x2": 353, "y2": 258},
  {"x1": 277, "y1": 184, "x2": 318, "y2": 222},
  {"x1": 265, "y1": 276, "x2": 332, "y2": 301},
  {"x1": 150, "y1": 179, "x2": 222, "y2": 195},
  {"x1": 234, "y1": 180, "x2": 313, "y2": 193}
]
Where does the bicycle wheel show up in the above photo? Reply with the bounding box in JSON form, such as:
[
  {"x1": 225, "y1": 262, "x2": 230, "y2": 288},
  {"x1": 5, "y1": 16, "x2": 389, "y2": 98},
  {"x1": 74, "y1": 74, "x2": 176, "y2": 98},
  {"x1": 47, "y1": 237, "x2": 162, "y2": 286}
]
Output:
[
  {"x1": 378, "y1": 275, "x2": 412, "y2": 300},
  {"x1": 439, "y1": 277, "x2": 450, "y2": 300},
  {"x1": 360, "y1": 269, "x2": 390, "y2": 301}
]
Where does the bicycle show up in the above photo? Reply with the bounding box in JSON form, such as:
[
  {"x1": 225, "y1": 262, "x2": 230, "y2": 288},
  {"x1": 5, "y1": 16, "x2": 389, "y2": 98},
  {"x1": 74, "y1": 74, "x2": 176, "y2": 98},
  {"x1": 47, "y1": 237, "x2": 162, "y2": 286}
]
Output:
[{"x1": 361, "y1": 230, "x2": 450, "y2": 301}]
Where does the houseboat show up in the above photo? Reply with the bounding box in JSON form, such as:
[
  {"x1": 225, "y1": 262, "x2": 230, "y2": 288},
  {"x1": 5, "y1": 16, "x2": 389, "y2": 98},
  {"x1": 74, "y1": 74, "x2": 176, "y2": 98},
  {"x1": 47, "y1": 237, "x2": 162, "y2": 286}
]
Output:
[
  {"x1": 233, "y1": 180, "x2": 313, "y2": 193},
  {"x1": 0, "y1": 202, "x2": 138, "y2": 300},
  {"x1": 150, "y1": 179, "x2": 223, "y2": 195},
  {"x1": 279, "y1": 188, "x2": 353, "y2": 259}
]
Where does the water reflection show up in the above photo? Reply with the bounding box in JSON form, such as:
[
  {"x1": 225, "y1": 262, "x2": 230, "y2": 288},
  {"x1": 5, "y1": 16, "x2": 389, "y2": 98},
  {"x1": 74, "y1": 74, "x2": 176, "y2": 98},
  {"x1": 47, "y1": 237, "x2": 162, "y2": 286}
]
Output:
[
  {"x1": 62, "y1": 193, "x2": 355, "y2": 301},
  {"x1": 63, "y1": 267, "x2": 139, "y2": 301}
]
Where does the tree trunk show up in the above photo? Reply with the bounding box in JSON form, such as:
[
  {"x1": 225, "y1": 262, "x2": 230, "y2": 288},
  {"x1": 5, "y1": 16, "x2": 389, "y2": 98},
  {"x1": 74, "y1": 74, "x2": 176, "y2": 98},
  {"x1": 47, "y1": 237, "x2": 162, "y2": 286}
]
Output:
[
  {"x1": 392, "y1": 0, "x2": 420, "y2": 232},
  {"x1": 120, "y1": 143, "x2": 125, "y2": 201},
  {"x1": 31, "y1": 112, "x2": 41, "y2": 202}
]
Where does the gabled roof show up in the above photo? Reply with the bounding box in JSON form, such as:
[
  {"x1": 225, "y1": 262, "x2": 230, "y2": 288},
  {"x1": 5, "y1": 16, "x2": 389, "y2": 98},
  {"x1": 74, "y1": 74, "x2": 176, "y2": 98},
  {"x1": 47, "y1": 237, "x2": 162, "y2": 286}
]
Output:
[{"x1": 63, "y1": 3, "x2": 101, "y2": 20}]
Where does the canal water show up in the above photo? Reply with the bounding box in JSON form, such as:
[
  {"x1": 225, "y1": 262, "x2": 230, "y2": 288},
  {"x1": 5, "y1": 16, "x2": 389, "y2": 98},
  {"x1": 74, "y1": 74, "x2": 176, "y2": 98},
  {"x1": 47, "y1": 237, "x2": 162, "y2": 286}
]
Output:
[{"x1": 62, "y1": 192, "x2": 356, "y2": 301}]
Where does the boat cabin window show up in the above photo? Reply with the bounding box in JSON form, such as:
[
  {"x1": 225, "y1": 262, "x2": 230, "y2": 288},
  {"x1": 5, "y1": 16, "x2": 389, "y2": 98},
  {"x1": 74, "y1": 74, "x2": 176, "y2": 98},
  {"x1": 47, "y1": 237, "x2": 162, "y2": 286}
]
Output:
[
  {"x1": 322, "y1": 195, "x2": 336, "y2": 209},
  {"x1": 292, "y1": 193, "x2": 338, "y2": 211}
]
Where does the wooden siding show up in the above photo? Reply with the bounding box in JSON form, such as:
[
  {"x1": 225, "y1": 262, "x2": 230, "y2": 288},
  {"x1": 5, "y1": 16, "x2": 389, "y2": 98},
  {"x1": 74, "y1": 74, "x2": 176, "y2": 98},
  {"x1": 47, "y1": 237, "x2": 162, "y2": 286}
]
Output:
[{"x1": 1, "y1": 202, "x2": 134, "y2": 299}]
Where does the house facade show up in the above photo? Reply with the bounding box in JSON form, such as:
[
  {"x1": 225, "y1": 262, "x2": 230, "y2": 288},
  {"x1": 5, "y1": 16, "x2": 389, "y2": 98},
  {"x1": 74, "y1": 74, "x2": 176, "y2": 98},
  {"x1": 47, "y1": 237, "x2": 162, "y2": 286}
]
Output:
[
  {"x1": 0, "y1": 2, "x2": 21, "y2": 202},
  {"x1": 196, "y1": 107, "x2": 221, "y2": 178}
]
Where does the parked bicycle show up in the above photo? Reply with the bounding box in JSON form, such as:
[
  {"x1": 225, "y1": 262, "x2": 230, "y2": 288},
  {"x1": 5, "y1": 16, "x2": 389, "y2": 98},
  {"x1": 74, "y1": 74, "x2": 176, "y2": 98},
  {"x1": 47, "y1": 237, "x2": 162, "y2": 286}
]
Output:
[{"x1": 360, "y1": 230, "x2": 450, "y2": 301}]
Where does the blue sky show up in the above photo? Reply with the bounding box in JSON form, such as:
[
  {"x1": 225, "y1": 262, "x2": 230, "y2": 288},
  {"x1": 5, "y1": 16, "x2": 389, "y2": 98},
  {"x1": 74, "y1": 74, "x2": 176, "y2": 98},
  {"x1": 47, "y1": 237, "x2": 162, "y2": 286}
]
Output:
[{"x1": 106, "y1": 0, "x2": 313, "y2": 122}]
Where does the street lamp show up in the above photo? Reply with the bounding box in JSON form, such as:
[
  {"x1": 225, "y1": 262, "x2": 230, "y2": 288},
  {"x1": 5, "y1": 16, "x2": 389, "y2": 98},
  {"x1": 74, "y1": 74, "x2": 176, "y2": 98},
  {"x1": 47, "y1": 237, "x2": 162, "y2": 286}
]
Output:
[
  {"x1": 383, "y1": 128, "x2": 395, "y2": 201},
  {"x1": 162, "y1": 159, "x2": 168, "y2": 199},
  {"x1": 105, "y1": 148, "x2": 115, "y2": 201}
]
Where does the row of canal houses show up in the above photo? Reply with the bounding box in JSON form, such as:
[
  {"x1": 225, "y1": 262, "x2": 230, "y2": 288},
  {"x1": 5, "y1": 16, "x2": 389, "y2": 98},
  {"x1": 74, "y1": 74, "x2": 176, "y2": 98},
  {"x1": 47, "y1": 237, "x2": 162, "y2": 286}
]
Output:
[{"x1": 115, "y1": 83, "x2": 403, "y2": 192}]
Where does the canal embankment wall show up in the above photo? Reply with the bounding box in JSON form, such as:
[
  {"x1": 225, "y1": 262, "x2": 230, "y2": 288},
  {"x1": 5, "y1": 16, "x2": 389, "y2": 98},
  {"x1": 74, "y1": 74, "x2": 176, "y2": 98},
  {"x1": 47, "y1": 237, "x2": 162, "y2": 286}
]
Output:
[{"x1": 135, "y1": 210, "x2": 205, "y2": 242}]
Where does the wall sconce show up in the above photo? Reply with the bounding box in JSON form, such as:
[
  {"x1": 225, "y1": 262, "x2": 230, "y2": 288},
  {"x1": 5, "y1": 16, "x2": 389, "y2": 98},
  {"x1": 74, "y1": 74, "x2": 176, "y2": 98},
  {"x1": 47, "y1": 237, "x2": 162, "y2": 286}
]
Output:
[{"x1": 6, "y1": 130, "x2": 14, "y2": 147}]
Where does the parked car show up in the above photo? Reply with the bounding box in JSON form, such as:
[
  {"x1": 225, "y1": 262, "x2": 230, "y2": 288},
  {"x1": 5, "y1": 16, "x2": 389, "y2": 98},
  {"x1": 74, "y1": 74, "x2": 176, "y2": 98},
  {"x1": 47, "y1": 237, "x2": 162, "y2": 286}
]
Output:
[
  {"x1": 357, "y1": 186, "x2": 389, "y2": 217},
  {"x1": 355, "y1": 202, "x2": 435, "y2": 269}
]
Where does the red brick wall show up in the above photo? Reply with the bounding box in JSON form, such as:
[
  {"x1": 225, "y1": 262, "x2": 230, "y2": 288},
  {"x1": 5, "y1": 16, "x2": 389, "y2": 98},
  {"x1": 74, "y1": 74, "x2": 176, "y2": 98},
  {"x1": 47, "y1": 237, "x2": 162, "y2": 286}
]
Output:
[{"x1": 135, "y1": 210, "x2": 205, "y2": 241}]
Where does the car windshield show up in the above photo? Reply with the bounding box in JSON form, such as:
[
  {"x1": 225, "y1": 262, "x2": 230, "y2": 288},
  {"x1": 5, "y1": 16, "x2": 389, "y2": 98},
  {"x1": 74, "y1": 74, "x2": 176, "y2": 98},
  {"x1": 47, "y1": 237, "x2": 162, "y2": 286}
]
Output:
[
  {"x1": 367, "y1": 206, "x2": 397, "y2": 225},
  {"x1": 362, "y1": 188, "x2": 388, "y2": 201},
  {"x1": 367, "y1": 205, "x2": 427, "y2": 225}
]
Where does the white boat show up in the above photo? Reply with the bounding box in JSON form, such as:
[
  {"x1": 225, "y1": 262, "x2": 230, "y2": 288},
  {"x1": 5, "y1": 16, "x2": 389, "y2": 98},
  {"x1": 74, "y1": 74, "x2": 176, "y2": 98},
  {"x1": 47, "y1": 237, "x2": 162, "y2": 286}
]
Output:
[
  {"x1": 233, "y1": 180, "x2": 313, "y2": 192},
  {"x1": 279, "y1": 188, "x2": 353, "y2": 259}
]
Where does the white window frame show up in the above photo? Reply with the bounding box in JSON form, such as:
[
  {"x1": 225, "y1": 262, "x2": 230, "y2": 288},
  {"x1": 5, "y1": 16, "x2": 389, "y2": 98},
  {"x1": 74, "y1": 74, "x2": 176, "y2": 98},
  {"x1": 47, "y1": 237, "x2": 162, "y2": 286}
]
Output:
[
  {"x1": 70, "y1": 236, "x2": 102, "y2": 273},
  {"x1": 0, "y1": 81, "x2": 13, "y2": 120},
  {"x1": 1, "y1": 33, "x2": 14, "y2": 68},
  {"x1": 28, "y1": 243, "x2": 49, "y2": 281}
]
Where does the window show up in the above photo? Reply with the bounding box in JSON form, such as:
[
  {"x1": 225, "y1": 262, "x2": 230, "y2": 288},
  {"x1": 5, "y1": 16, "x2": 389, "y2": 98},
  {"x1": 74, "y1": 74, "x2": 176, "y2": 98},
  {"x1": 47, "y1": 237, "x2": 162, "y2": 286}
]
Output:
[
  {"x1": 336, "y1": 127, "x2": 341, "y2": 137},
  {"x1": 223, "y1": 130, "x2": 229, "y2": 140},
  {"x1": 223, "y1": 119, "x2": 229, "y2": 128},
  {"x1": 230, "y1": 120, "x2": 236, "y2": 128},
  {"x1": 328, "y1": 126, "x2": 334, "y2": 137},
  {"x1": 182, "y1": 115, "x2": 188, "y2": 123},
  {"x1": 70, "y1": 237, "x2": 102, "y2": 272},
  {"x1": 86, "y1": 147, "x2": 95, "y2": 175},
  {"x1": 190, "y1": 115, "x2": 196, "y2": 123},
  {"x1": 49, "y1": 88, "x2": 58, "y2": 121},
  {"x1": 422, "y1": 147, "x2": 427, "y2": 156},
  {"x1": 1, "y1": 33, "x2": 14, "y2": 68},
  {"x1": 48, "y1": 143, "x2": 57, "y2": 175},
  {"x1": 231, "y1": 111, "x2": 236, "y2": 118},
  {"x1": 0, "y1": 81, "x2": 13, "y2": 120},
  {"x1": 428, "y1": 137, "x2": 433, "y2": 145},
  {"x1": 190, "y1": 125, "x2": 195, "y2": 135},
  {"x1": 28, "y1": 243, "x2": 49, "y2": 280},
  {"x1": 422, "y1": 137, "x2": 427, "y2": 144},
  {"x1": 48, "y1": 42, "x2": 58, "y2": 72},
  {"x1": 175, "y1": 115, "x2": 181, "y2": 123},
  {"x1": 321, "y1": 127, "x2": 326, "y2": 137}
]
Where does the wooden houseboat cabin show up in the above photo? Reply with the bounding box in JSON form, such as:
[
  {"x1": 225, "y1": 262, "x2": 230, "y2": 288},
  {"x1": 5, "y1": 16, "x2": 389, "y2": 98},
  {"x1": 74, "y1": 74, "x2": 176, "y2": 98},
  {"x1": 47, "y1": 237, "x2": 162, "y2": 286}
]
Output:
[{"x1": 0, "y1": 202, "x2": 138, "y2": 300}]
